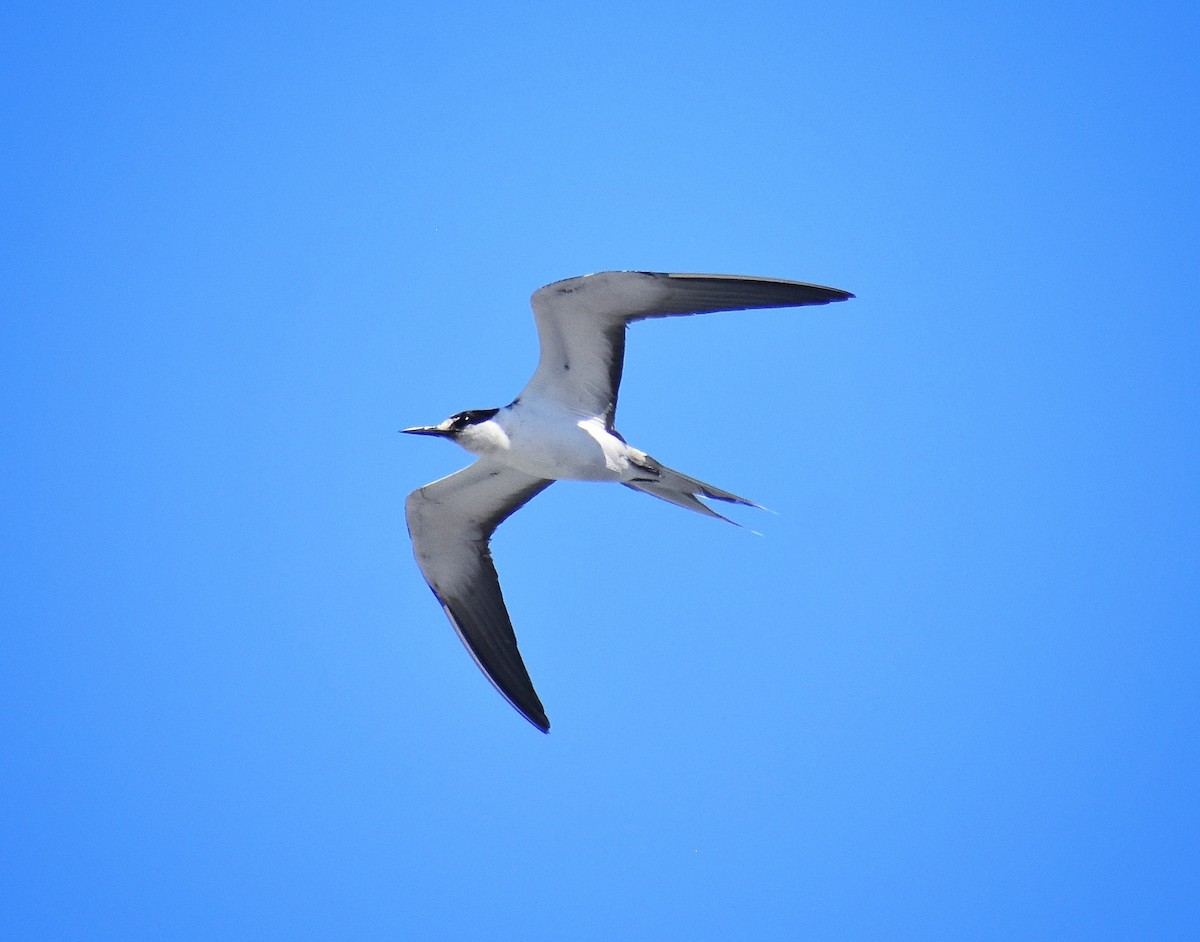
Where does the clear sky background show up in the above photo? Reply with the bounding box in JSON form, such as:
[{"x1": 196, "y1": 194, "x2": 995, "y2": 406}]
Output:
[{"x1": 3, "y1": 1, "x2": 1198, "y2": 939}]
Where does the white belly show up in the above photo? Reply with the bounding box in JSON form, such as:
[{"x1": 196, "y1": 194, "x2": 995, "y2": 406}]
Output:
[{"x1": 500, "y1": 404, "x2": 628, "y2": 481}]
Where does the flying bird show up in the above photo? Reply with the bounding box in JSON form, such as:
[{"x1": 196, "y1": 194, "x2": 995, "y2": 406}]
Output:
[{"x1": 403, "y1": 271, "x2": 854, "y2": 732}]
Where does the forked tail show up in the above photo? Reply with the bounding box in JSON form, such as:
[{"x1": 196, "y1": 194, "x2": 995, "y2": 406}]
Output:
[{"x1": 622, "y1": 455, "x2": 761, "y2": 524}]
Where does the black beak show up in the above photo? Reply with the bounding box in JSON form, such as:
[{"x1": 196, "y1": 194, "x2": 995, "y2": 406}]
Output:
[{"x1": 401, "y1": 425, "x2": 452, "y2": 437}]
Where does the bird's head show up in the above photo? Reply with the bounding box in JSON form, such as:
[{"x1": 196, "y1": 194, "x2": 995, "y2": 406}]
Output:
[{"x1": 402, "y1": 408, "x2": 503, "y2": 454}]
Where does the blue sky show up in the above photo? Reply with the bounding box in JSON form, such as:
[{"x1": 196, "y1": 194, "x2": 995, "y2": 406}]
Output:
[{"x1": 3, "y1": 1, "x2": 1198, "y2": 938}]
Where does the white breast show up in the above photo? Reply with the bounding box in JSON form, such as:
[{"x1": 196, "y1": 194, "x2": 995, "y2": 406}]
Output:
[{"x1": 495, "y1": 398, "x2": 629, "y2": 482}]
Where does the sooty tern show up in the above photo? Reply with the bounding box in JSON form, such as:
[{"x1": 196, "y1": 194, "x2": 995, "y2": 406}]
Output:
[{"x1": 404, "y1": 271, "x2": 854, "y2": 732}]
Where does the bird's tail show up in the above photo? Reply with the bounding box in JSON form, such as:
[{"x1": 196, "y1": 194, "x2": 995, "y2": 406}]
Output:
[{"x1": 622, "y1": 455, "x2": 761, "y2": 524}]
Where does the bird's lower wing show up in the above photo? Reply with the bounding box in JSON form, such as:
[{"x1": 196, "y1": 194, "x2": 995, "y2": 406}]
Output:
[
  {"x1": 523, "y1": 271, "x2": 854, "y2": 421},
  {"x1": 405, "y1": 461, "x2": 554, "y2": 732}
]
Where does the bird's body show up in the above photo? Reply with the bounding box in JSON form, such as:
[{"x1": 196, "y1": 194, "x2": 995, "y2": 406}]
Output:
[
  {"x1": 457, "y1": 398, "x2": 635, "y2": 482},
  {"x1": 403, "y1": 270, "x2": 854, "y2": 732}
]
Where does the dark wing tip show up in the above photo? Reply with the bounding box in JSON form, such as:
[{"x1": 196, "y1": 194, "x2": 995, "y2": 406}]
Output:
[
  {"x1": 513, "y1": 697, "x2": 551, "y2": 733},
  {"x1": 663, "y1": 271, "x2": 854, "y2": 297},
  {"x1": 433, "y1": 593, "x2": 552, "y2": 735},
  {"x1": 639, "y1": 272, "x2": 854, "y2": 315}
]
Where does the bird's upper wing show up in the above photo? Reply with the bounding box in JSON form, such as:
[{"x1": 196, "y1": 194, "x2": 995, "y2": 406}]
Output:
[
  {"x1": 405, "y1": 459, "x2": 554, "y2": 732},
  {"x1": 520, "y1": 271, "x2": 855, "y2": 424}
]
